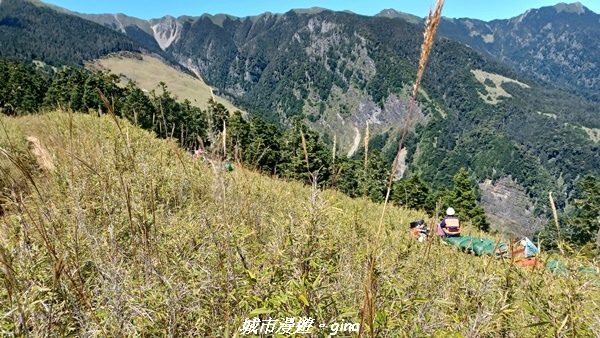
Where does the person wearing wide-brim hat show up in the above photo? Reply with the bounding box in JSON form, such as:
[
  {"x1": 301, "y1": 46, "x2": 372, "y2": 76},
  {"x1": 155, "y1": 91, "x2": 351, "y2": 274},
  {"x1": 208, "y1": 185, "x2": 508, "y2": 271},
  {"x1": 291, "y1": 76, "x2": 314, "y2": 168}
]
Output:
[{"x1": 438, "y1": 207, "x2": 461, "y2": 237}]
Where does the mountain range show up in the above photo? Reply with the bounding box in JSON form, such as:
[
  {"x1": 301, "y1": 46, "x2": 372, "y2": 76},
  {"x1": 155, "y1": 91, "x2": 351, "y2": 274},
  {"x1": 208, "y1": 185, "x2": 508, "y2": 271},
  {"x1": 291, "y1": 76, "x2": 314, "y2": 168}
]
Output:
[{"x1": 1, "y1": 0, "x2": 599, "y2": 234}]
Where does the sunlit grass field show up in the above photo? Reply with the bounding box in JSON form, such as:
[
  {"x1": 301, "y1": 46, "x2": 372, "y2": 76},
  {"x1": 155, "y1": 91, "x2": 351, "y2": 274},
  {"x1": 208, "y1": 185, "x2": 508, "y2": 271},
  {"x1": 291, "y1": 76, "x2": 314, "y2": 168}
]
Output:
[
  {"x1": 0, "y1": 112, "x2": 598, "y2": 337},
  {"x1": 85, "y1": 53, "x2": 242, "y2": 114}
]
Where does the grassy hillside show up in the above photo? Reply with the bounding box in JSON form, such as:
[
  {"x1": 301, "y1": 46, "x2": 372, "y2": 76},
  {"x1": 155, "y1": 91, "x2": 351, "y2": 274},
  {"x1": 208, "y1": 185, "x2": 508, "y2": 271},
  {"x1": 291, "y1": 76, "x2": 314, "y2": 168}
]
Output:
[
  {"x1": 85, "y1": 53, "x2": 243, "y2": 114},
  {"x1": 0, "y1": 112, "x2": 598, "y2": 336}
]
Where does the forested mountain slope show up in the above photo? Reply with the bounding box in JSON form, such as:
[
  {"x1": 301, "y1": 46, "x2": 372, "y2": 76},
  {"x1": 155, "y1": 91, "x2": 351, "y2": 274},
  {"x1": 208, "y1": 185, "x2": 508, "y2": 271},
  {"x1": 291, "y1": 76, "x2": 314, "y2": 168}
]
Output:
[
  {"x1": 0, "y1": 0, "x2": 143, "y2": 66},
  {"x1": 156, "y1": 8, "x2": 600, "y2": 217},
  {"x1": 6, "y1": 0, "x2": 600, "y2": 235},
  {"x1": 438, "y1": 3, "x2": 600, "y2": 97},
  {"x1": 0, "y1": 0, "x2": 180, "y2": 69}
]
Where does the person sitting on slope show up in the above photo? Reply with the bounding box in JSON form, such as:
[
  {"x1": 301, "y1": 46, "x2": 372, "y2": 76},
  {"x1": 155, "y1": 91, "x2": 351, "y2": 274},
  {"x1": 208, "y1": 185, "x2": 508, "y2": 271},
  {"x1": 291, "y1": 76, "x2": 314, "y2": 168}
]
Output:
[
  {"x1": 194, "y1": 147, "x2": 206, "y2": 160},
  {"x1": 438, "y1": 207, "x2": 461, "y2": 237}
]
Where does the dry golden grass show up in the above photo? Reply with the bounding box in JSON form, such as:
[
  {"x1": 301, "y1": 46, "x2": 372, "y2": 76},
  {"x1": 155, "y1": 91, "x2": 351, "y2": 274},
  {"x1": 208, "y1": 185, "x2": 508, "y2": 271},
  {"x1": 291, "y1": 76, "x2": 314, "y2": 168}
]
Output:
[
  {"x1": 359, "y1": 0, "x2": 446, "y2": 336},
  {"x1": 0, "y1": 111, "x2": 598, "y2": 337},
  {"x1": 85, "y1": 53, "x2": 243, "y2": 114},
  {"x1": 25, "y1": 136, "x2": 54, "y2": 170}
]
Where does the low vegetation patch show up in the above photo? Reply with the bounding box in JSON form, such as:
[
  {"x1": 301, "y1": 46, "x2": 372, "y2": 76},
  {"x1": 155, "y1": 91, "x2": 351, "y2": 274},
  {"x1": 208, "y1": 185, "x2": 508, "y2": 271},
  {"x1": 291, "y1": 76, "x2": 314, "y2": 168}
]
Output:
[
  {"x1": 0, "y1": 112, "x2": 598, "y2": 336},
  {"x1": 581, "y1": 126, "x2": 600, "y2": 143},
  {"x1": 471, "y1": 69, "x2": 530, "y2": 104},
  {"x1": 536, "y1": 111, "x2": 558, "y2": 119}
]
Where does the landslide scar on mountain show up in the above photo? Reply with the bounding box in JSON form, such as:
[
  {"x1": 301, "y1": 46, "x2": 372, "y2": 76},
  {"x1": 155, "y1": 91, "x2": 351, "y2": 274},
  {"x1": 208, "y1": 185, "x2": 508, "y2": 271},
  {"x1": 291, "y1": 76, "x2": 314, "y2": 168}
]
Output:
[{"x1": 347, "y1": 125, "x2": 361, "y2": 157}]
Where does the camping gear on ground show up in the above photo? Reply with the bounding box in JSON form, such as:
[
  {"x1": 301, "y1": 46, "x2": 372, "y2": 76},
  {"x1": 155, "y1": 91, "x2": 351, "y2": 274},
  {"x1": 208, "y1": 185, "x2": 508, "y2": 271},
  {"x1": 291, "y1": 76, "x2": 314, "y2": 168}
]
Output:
[
  {"x1": 410, "y1": 220, "x2": 429, "y2": 242},
  {"x1": 436, "y1": 223, "x2": 446, "y2": 237},
  {"x1": 515, "y1": 258, "x2": 543, "y2": 268},
  {"x1": 544, "y1": 261, "x2": 600, "y2": 285},
  {"x1": 513, "y1": 237, "x2": 541, "y2": 267},
  {"x1": 578, "y1": 266, "x2": 600, "y2": 285},
  {"x1": 225, "y1": 161, "x2": 233, "y2": 171},
  {"x1": 443, "y1": 236, "x2": 508, "y2": 258},
  {"x1": 546, "y1": 261, "x2": 599, "y2": 278},
  {"x1": 578, "y1": 266, "x2": 599, "y2": 277},
  {"x1": 522, "y1": 238, "x2": 539, "y2": 257},
  {"x1": 546, "y1": 260, "x2": 568, "y2": 275},
  {"x1": 429, "y1": 228, "x2": 598, "y2": 274}
]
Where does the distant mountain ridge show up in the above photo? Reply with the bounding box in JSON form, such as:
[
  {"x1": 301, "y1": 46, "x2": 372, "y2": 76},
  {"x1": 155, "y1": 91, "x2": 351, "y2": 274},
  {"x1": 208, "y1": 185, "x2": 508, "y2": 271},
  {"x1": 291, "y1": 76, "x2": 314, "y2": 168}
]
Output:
[
  {"x1": 23, "y1": 0, "x2": 598, "y2": 91},
  {"x1": 0, "y1": 0, "x2": 190, "y2": 72},
  {"x1": 437, "y1": 2, "x2": 600, "y2": 95},
  {"x1": 375, "y1": 9, "x2": 422, "y2": 25},
  {"x1": 0, "y1": 0, "x2": 145, "y2": 66},
  {"x1": 49, "y1": 0, "x2": 600, "y2": 97}
]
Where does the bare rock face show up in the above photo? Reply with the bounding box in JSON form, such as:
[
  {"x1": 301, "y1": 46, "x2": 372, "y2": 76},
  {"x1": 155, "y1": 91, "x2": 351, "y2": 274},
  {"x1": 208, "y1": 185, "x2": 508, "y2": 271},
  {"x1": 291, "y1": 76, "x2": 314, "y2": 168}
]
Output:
[
  {"x1": 150, "y1": 16, "x2": 182, "y2": 50},
  {"x1": 479, "y1": 176, "x2": 546, "y2": 236},
  {"x1": 313, "y1": 90, "x2": 427, "y2": 156}
]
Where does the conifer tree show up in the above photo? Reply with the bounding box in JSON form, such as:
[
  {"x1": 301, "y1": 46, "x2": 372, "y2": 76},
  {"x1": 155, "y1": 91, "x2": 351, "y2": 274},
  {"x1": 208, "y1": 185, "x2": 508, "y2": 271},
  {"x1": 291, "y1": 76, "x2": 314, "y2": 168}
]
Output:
[
  {"x1": 122, "y1": 82, "x2": 156, "y2": 129},
  {"x1": 392, "y1": 174, "x2": 433, "y2": 213},
  {"x1": 226, "y1": 110, "x2": 250, "y2": 161},
  {"x1": 244, "y1": 117, "x2": 282, "y2": 174},
  {"x1": 448, "y1": 168, "x2": 489, "y2": 231},
  {"x1": 278, "y1": 117, "x2": 331, "y2": 185},
  {"x1": 331, "y1": 155, "x2": 361, "y2": 198},
  {"x1": 358, "y1": 150, "x2": 390, "y2": 203},
  {"x1": 567, "y1": 174, "x2": 600, "y2": 249}
]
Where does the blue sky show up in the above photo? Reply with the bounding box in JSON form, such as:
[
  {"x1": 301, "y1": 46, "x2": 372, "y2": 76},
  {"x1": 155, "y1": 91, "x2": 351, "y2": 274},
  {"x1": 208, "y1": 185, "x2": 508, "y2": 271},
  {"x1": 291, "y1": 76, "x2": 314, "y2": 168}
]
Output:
[{"x1": 43, "y1": 1, "x2": 600, "y2": 21}]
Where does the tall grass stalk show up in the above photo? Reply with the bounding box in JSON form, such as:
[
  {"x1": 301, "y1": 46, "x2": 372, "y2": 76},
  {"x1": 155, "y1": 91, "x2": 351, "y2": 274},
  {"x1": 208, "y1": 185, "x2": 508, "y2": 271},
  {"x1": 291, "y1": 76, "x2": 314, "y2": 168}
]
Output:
[
  {"x1": 300, "y1": 129, "x2": 310, "y2": 173},
  {"x1": 364, "y1": 121, "x2": 369, "y2": 171},
  {"x1": 359, "y1": 0, "x2": 445, "y2": 336},
  {"x1": 332, "y1": 133, "x2": 337, "y2": 166},
  {"x1": 549, "y1": 192, "x2": 565, "y2": 255}
]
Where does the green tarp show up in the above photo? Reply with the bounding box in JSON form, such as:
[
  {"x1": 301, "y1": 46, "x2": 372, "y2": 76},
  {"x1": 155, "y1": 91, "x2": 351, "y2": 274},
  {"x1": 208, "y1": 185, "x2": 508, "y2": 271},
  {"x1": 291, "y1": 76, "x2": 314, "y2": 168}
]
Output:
[
  {"x1": 444, "y1": 236, "x2": 504, "y2": 257},
  {"x1": 578, "y1": 266, "x2": 598, "y2": 277},
  {"x1": 578, "y1": 266, "x2": 600, "y2": 285},
  {"x1": 546, "y1": 260, "x2": 568, "y2": 275},
  {"x1": 546, "y1": 261, "x2": 600, "y2": 280},
  {"x1": 442, "y1": 238, "x2": 599, "y2": 277}
]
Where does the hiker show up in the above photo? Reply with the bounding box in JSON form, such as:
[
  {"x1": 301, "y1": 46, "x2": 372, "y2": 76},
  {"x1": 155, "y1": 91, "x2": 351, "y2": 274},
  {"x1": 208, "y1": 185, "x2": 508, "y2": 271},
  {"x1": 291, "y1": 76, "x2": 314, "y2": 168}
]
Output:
[
  {"x1": 438, "y1": 207, "x2": 461, "y2": 237},
  {"x1": 410, "y1": 220, "x2": 429, "y2": 242},
  {"x1": 194, "y1": 147, "x2": 206, "y2": 160}
]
